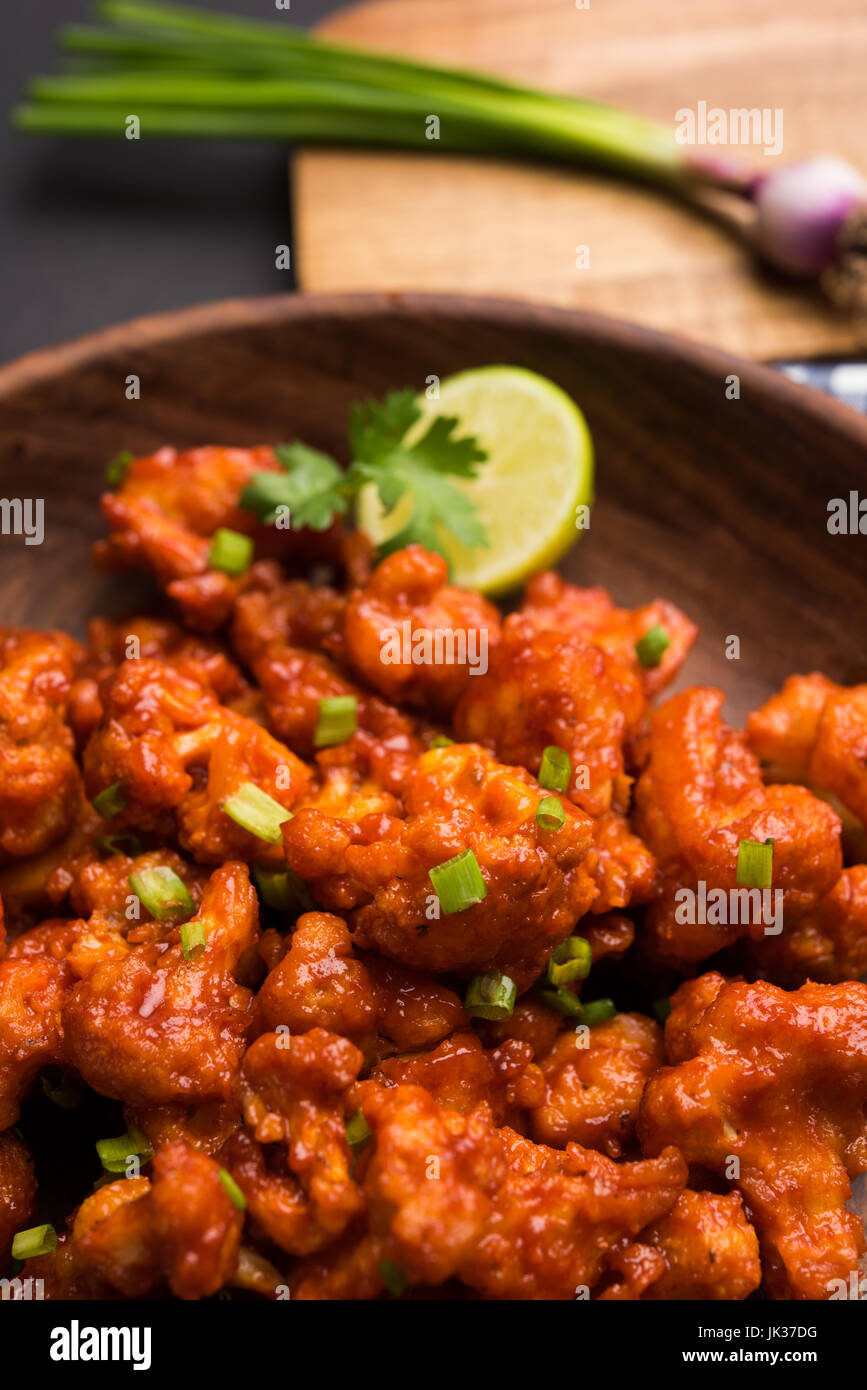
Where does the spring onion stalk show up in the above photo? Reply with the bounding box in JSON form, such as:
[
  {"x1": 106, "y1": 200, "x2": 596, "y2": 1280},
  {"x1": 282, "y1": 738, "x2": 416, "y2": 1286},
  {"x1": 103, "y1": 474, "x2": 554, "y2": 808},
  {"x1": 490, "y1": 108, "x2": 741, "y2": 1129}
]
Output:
[
  {"x1": 536, "y1": 795, "x2": 566, "y2": 832},
  {"x1": 582, "y1": 998, "x2": 617, "y2": 1026},
  {"x1": 11, "y1": 0, "x2": 867, "y2": 303},
  {"x1": 253, "y1": 865, "x2": 312, "y2": 914},
  {"x1": 429, "y1": 848, "x2": 487, "y2": 915},
  {"x1": 218, "y1": 1168, "x2": 246, "y2": 1211},
  {"x1": 180, "y1": 921, "x2": 206, "y2": 960},
  {"x1": 96, "y1": 1126, "x2": 153, "y2": 1173},
  {"x1": 221, "y1": 781, "x2": 291, "y2": 843},
  {"x1": 538, "y1": 745, "x2": 571, "y2": 793},
  {"x1": 346, "y1": 1110, "x2": 372, "y2": 1150},
  {"x1": 464, "y1": 971, "x2": 517, "y2": 1021},
  {"x1": 11, "y1": 1225, "x2": 57, "y2": 1261},
  {"x1": 736, "y1": 837, "x2": 774, "y2": 890},
  {"x1": 208, "y1": 526, "x2": 253, "y2": 575},
  {"x1": 92, "y1": 780, "x2": 126, "y2": 818},
  {"x1": 128, "y1": 864, "x2": 194, "y2": 920},
  {"x1": 547, "y1": 936, "x2": 592, "y2": 987},
  {"x1": 313, "y1": 695, "x2": 358, "y2": 749},
  {"x1": 634, "y1": 624, "x2": 670, "y2": 670}
]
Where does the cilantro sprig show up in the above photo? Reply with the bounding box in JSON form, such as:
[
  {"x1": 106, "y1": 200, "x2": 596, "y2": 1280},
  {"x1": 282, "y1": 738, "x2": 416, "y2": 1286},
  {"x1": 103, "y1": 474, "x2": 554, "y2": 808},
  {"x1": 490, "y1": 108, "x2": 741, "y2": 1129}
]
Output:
[{"x1": 240, "y1": 389, "x2": 488, "y2": 562}]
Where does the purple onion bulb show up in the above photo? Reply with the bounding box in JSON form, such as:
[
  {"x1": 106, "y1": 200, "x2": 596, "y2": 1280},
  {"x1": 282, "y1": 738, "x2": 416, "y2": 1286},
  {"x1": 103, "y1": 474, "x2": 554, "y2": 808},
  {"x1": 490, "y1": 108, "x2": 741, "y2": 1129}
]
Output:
[{"x1": 752, "y1": 158, "x2": 866, "y2": 276}]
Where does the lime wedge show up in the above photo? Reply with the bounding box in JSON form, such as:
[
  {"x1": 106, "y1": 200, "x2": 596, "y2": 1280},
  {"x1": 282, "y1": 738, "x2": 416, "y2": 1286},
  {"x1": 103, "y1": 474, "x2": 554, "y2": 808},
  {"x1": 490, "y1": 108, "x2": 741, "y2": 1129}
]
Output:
[{"x1": 355, "y1": 366, "x2": 594, "y2": 595}]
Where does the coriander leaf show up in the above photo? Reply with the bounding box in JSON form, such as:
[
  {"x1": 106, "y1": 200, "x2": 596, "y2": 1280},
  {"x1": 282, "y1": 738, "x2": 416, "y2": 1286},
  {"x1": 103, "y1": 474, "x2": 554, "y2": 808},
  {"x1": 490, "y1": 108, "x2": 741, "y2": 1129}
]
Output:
[
  {"x1": 349, "y1": 389, "x2": 420, "y2": 464},
  {"x1": 240, "y1": 443, "x2": 348, "y2": 531},
  {"x1": 407, "y1": 414, "x2": 486, "y2": 478}
]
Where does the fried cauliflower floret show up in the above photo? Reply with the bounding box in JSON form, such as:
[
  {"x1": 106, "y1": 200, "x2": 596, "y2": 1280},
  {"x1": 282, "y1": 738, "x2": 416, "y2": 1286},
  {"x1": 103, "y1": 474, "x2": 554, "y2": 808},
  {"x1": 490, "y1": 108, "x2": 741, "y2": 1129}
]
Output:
[
  {"x1": 285, "y1": 744, "x2": 596, "y2": 986},
  {"x1": 0, "y1": 1128, "x2": 37, "y2": 1268},
  {"x1": 527, "y1": 1012, "x2": 663, "y2": 1158},
  {"x1": 232, "y1": 570, "x2": 348, "y2": 665},
  {"x1": 639, "y1": 972, "x2": 867, "y2": 1299},
  {"x1": 223, "y1": 1028, "x2": 364, "y2": 1256},
  {"x1": 0, "y1": 629, "x2": 83, "y2": 861},
  {"x1": 633, "y1": 687, "x2": 842, "y2": 965},
  {"x1": 599, "y1": 1189, "x2": 761, "y2": 1300},
  {"x1": 343, "y1": 546, "x2": 501, "y2": 715},
  {"x1": 83, "y1": 658, "x2": 310, "y2": 864},
  {"x1": 454, "y1": 619, "x2": 645, "y2": 817},
  {"x1": 255, "y1": 911, "x2": 466, "y2": 1059},
  {"x1": 366, "y1": 1032, "x2": 544, "y2": 1123},
  {"x1": 738, "y1": 865, "x2": 867, "y2": 985},
  {"x1": 0, "y1": 919, "x2": 79, "y2": 1129},
  {"x1": 293, "y1": 1085, "x2": 686, "y2": 1300},
  {"x1": 519, "y1": 572, "x2": 697, "y2": 699},
  {"x1": 581, "y1": 811, "x2": 656, "y2": 915},
  {"x1": 63, "y1": 861, "x2": 259, "y2": 1107}
]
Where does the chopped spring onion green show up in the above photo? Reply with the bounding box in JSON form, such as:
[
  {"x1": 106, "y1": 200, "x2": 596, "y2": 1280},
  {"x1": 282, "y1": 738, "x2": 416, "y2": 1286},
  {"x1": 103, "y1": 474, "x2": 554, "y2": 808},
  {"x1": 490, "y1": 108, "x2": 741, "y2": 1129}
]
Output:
[
  {"x1": 253, "y1": 865, "x2": 313, "y2": 913},
  {"x1": 429, "y1": 848, "x2": 487, "y2": 915},
  {"x1": 218, "y1": 1168, "x2": 247, "y2": 1211},
  {"x1": 180, "y1": 921, "x2": 206, "y2": 961},
  {"x1": 536, "y1": 795, "x2": 565, "y2": 831},
  {"x1": 464, "y1": 971, "x2": 517, "y2": 1021},
  {"x1": 547, "y1": 935, "x2": 592, "y2": 987},
  {"x1": 96, "y1": 1126, "x2": 153, "y2": 1174},
  {"x1": 314, "y1": 694, "x2": 358, "y2": 748},
  {"x1": 96, "y1": 831, "x2": 142, "y2": 856},
  {"x1": 582, "y1": 997, "x2": 617, "y2": 1026},
  {"x1": 221, "y1": 781, "x2": 291, "y2": 844},
  {"x1": 11, "y1": 1224, "x2": 57, "y2": 1261},
  {"x1": 736, "y1": 836, "x2": 774, "y2": 890},
  {"x1": 128, "y1": 865, "x2": 195, "y2": 921},
  {"x1": 379, "y1": 1258, "x2": 408, "y2": 1297},
  {"x1": 40, "y1": 1067, "x2": 82, "y2": 1111},
  {"x1": 92, "y1": 781, "x2": 126, "y2": 819},
  {"x1": 635, "y1": 624, "x2": 670, "y2": 670},
  {"x1": 535, "y1": 983, "x2": 584, "y2": 1018},
  {"x1": 429, "y1": 734, "x2": 454, "y2": 749},
  {"x1": 539, "y1": 744, "x2": 571, "y2": 792},
  {"x1": 208, "y1": 526, "x2": 254, "y2": 575},
  {"x1": 652, "y1": 996, "x2": 671, "y2": 1023},
  {"x1": 346, "y1": 1109, "x2": 372, "y2": 1150},
  {"x1": 105, "y1": 449, "x2": 133, "y2": 486}
]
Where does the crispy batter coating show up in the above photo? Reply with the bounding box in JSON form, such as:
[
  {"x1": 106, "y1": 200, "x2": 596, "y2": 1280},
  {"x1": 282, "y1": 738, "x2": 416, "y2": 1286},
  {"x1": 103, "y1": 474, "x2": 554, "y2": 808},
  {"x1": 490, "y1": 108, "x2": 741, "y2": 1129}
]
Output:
[
  {"x1": 63, "y1": 862, "x2": 258, "y2": 1107},
  {"x1": 581, "y1": 811, "x2": 657, "y2": 915},
  {"x1": 0, "y1": 919, "x2": 78, "y2": 1129},
  {"x1": 255, "y1": 911, "x2": 466, "y2": 1059},
  {"x1": 0, "y1": 1128, "x2": 37, "y2": 1268},
  {"x1": 285, "y1": 743, "x2": 596, "y2": 986},
  {"x1": 0, "y1": 629, "x2": 83, "y2": 862},
  {"x1": 633, "y1": 687, "x2": 842, "y2": 965},
  {"x1": 344, "y1": 546, "x2": 501, "y2": 714},
  {"x1": 519, "y1": 572, "x2": 697, "y2": 699},
  {"x1": 639, "y1": 972, "x2": 867, "y2": 1299},
  {"x1": 738, "y1": 864, "x2": 867, "y2": 985},
  {"x1": 366, "y1": 1032, "x2": 544, "y2": 1123},
  {"x1": 527, "y1": 1012, "x2": 663, "y2": 1158}
]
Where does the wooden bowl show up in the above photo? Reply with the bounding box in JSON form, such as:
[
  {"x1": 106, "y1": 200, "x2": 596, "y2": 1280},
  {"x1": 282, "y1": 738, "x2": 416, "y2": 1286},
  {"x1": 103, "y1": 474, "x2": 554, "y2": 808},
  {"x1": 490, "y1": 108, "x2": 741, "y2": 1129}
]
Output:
[{"x1": 1, "y1": 291, "x2": 865, "y2": 724}]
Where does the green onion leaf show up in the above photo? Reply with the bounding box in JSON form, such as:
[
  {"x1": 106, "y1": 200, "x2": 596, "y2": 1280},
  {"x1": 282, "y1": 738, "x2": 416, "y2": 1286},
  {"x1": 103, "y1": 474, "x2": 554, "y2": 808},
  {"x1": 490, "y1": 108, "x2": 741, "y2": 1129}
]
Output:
[
  {"x1": 736, "y1": 836, "x2": 774, "y2": 890},
  {"x1": 635, "y1": 624, "x2": 670, "y2": 669},
  {"x1": 105, "y1": 450, "x2": 133, "y2": 487},
  {"x1": 218, "y1": 1168, "x2": 246, "y2": 1211},
  {"x1": 128, "y1": 865, "x2": 195, "y2": 921},
  {"x1": 536, "y1": 795, "x2": 565, "y2": 831},
  {"x1": 346, "y1": 1109, "x2": 372, "y2": 1150},
  {"x1": 429, "y1": 847, "x2": 487, "y2": 915},
  {"x1": 314, "y1": 695, "x2": 358, "y2": 748},
  {"x1": 96, "y1": 831, "x2": 142, "y2": 857},
  {"x1": 539, "y1": 745, "x2": 571, "y2": 792},
  {"x1": 221, "y1": 781, "x2": 291, "y2": 844},
  {"x1": 379, "y1": 1258, "x2": 408, "y2": 1297},
  {"x1": 429, "y1": 734, "x2": 454, "y2": 748},
  {"x1": 208, "y1": 526, "x2": 254, "y2": 576},
  {"x1": 40, "y1": 1067, "x2": 82, "y2": 1111},
  {"x1": 11, "y1": 1224, "x2": 57, "y2": 1261},
  {"x1": 92, "y1": 781, "x2": 126, "y2": 819},
  {"x1": 534, "y1": 983, "x2": 585, "y2": 1018},
  {"x1": 96, "y1": 1126, "x2": 153, "y2": 1174},
  {"x1": 253, "y1": 865, "x2": 313, "y2": 913},
  {"x1": 547, "y1": 935, "x2": 592, "y2": 986},
  {"x1": 180, "y1": 921, "x2": 206, "y2": 961},
  {"x1": 582, "y1": 997, "x2": 617, "y2": 1026},
  {"x1": 652, "y1": 996, "x2": 671, "y2": 1023},
  {"x1": 464, "y1": 971, "x2": 516, "y2": 1021}
]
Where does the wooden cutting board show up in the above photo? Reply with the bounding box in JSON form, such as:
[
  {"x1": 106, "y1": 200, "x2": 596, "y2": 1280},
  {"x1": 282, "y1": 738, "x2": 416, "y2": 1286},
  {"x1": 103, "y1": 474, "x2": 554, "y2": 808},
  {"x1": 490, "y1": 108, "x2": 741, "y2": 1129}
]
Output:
[{"x1": 293, "y1": 0, "x2": 867, "y2": 360}]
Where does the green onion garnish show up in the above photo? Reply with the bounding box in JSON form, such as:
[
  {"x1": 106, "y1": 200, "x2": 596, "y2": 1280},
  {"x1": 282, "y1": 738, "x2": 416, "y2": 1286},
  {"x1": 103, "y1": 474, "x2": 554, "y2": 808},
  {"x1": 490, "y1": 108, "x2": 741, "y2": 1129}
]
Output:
[
  {"x1": 535, "y1": 984, "x2": 585, "y2": 1018},
  {"x1": 635, "y1": 624, "x2": 670, "y2": 669},
  {"x1": 464, "y1": 971, "x2": 516, "y2": 1021},
  {"x1": 180, "y1": 922, "x2": 206, "y2": 961},
  {"x1": 128, "y1": 865, "x2": 194, "y2": 921},
  {"x1": 346, "y1": 1109, "x2": 372, "y2": 1150},
  {"x1": 96, "y1": 1126, "x2": 153, "y2": 1174},
  {"x1": 582, "y1": 998, "x2": 617, "y2": 1026},
  {"x1": 379, "y1": 1258, "x2": 408, "y2": 1297},
  {"x1": 92, "y1": 781, "x2": 126, "y2": 819},
  {"x1": 96, "y1": 831, "x2": 142, "y2": 856},
  {"x1": 221, "y1": 781, "x2": 291, "y2": 844},
  {"x1": 536, "y1": 795, "x2": 565, "y2": 831},
  {"x1": 736, "y1": 836, "x2": 774, "y2": 889},
  {"x1": 40, "y1": 1067, "x2": 82, "y2": 1111},
  {"x1": 314, "y1": 695, "x2": 358, "y2": 749},
  {"x1": 429, "y1": 848, "x2": 487, "y2": 915},
  {"x1": 539, "y1": 745, "x2": 571, "y2": 792},
  {"x1": 253, "y1": 865, "x2": 313, "y2": 913},
  {"x1": 652, "y1": 996, "x2": 671, "y2": 1023},
  {"x1": 218, "y1": 1168, "x2": 246, "y2": 1211},
  {"x1": 105, "y1": 450, "x2": 133, "y2": 487},
  {"x1": 11, "y1": 1224, "x2": 57, "y2": 1261},
  {"x1": 429, "y1": 734, "x2": 454, "y2": 749},
  {"x1": 547, "y1": 936, "x2": 592, "y2": 987},
  {"x1": 208, "y1": 526, "x2": 253, "y2": 576}
]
